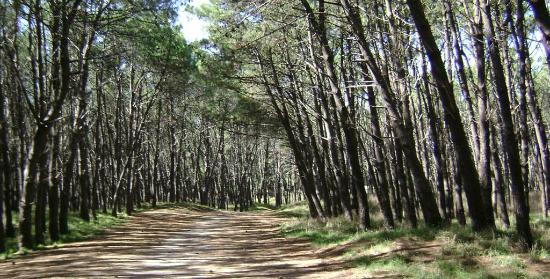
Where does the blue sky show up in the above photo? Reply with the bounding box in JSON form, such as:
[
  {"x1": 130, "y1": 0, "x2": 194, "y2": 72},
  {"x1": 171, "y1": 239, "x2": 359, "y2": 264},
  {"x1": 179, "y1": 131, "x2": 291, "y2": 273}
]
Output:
[{"x1": 178, "y1": 0, "x2": 211, "y2": 42}]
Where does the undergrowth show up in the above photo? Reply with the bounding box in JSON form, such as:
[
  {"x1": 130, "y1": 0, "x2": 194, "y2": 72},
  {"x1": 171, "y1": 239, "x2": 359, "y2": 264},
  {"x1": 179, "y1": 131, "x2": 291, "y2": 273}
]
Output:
[
  {"x1": 1, "y1": 211, "x2": 128, "y2": 259},
  {"x1": 278, "y1": 203, "x2": 550, "y2": 278}
]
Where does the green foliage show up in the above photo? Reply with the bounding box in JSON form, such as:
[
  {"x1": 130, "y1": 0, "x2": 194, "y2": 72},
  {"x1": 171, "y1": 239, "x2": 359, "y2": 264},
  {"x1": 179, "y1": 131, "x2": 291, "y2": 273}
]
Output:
[
  {"x1": 183, "y1": 0, "x2": 284, "y2": 134},
  {"x1": 137, "y1": 23, "x2": 193, "y2": 71},
  {"x1": 190, "y1": 46, "x2": 280, "y2": 132}
]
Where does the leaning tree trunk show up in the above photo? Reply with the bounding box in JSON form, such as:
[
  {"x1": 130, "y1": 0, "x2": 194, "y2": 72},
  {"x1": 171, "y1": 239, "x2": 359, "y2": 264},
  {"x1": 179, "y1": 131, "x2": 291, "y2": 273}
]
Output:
[
  {"x1": 528, "y1": 0, "x2": 550, "y2": 73},
  {"x1": 406, "y1": 0, "x2": 492, "y2": 231},
  {"x1": 301, "y1": 0, "x2": 370, "y2": 229},
  {"x1": 469, "y1": 0, "x2": 496, "y2": 227},
  {"x1": 481, "y1": 0, "x2": 533, "y2": 248},
  {"x1": 339, "y1": 0, "x2": 441, "y2": 227},
  {"x1": 19, "y1": 125, "x2": 50, "y2": 249}
]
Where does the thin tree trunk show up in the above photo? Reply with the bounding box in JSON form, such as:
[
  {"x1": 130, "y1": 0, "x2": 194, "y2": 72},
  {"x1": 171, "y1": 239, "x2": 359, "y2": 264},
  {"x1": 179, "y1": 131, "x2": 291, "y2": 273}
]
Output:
[{"x1": 491, "y1": 125, "x2": 510, "y2": 228}]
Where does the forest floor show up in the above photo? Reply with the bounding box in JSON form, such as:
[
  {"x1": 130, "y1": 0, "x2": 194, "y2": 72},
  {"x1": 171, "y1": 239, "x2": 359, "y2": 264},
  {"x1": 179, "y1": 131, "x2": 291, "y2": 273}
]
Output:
[
  {"x1": 275, "y1": 203, "x2": 550, "y2": 278},
  {"x1": 0, "y1": 205, "x2": 359, "y2": 278},
  {"x1": 1, "y1": 204, "x2": 549, "y2": 278}
]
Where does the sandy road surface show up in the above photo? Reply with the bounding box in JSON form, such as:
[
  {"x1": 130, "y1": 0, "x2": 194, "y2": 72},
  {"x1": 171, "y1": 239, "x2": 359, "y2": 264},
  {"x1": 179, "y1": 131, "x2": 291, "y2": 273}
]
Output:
[{"x1": 0, "y1": 207, "x2": 357, "y2": 278}]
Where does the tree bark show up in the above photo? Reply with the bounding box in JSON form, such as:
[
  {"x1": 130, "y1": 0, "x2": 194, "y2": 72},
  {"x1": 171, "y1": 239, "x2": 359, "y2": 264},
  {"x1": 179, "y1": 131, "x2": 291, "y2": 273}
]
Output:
[
  {"x1": 406, "y1": 0, "x2": 491, "y2": 231},
  {"x1": 481, "y1": 0, "x2": 532, "y2": 248}
]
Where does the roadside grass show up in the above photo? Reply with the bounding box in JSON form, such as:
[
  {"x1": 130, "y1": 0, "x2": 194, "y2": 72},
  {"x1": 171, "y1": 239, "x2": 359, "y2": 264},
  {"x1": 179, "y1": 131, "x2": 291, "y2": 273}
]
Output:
[
  {"x1": 57, "y1": 212, "x2": 126, "y2": 243},
  {"x1": 245, "y1": 201, "x2": 310, "y2": 217},
  {"x1": 278, "y1": 203, "x2": 550, "y2": 278},
  {"x1": 249, "y1": 203, "x2": 279, "y2": 211},
  {"x1": 1, "y1": 211, "x2": 129, "y2": 259},
  {"x1": 275, "y1": 201, "x2": 310, "y2": 218},
  {"x1": 143, "y1": 202, "x2": 217, "y2": 212}
]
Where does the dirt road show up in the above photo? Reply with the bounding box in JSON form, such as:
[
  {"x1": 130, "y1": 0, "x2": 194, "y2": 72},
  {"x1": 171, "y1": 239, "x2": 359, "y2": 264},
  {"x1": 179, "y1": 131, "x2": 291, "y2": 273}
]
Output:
[{"x1": 0, "y1": 207, "x2": 356, "y2": 278}]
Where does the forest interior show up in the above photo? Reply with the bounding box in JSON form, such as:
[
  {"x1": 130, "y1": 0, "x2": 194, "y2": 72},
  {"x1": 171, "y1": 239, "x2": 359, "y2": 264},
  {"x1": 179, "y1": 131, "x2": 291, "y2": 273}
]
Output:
[{"x1": 0, "y1": 0, "x2": 550, "y2": 278}]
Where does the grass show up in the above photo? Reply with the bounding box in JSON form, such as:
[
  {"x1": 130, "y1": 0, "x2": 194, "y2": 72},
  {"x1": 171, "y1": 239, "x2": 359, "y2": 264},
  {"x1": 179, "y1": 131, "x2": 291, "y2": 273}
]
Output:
[
  {"x1": 142, "y1": 201, "x2": 217, "y2": 212},
  {"x1": 275, "y1": 201, "x2": 310, "y2": 218},
  {"x1": 249, "y1": 203, "x2": 279, "y2": 211},
  {"x1": 352, "y1": 254, "x2": 536, "y2": 279},
  {"x1": 57, "y1": 212, "x2": 126, "y2": 243},
  {"x1": 277, "y1": 203, "x2": 550, "y2": 278},
  {"x1": 1, "y1": 211, "x2": 129, "y2": 259}
]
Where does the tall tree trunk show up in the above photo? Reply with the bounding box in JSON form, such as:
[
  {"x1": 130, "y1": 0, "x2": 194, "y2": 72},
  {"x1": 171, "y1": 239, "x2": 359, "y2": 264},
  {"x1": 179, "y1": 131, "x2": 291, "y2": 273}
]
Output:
[
  {"x1": 19, "y1": 125, "x2": 49, "y2": 249},
  {"x1": 34, "y1": 127, "x2": 51, "y2": 245},
  {"x1": 0, "y1": 65, "x2": 7, "y2": 251},
  {"x1": 60, "y1": 134, "x2": 77, "y2": 234},
  {"x1": 339, "y1": 0, "x2": 441, "y2": 227},
  {"x1": 469, "y1": 0, "x2": 495, "y2": 227},
  {"x1": 491, "y1": 125, "x2": 510, "y2": 228},
  {"x1": 420, "y1": 54, "x2": 448, "y2": 222},
  {"x1": 451, "y1": 154, "x2": 467, "y2": 226},
  {"x1": 301, "y1": 0, "x2": 370, "y2": 229},
  {"x1": 443, "y1": 0, "x2": 479, "y2": 159},
  {"x1": 406, "y1": 0, "x2": 491, "y2": 231},
  {"x1": 528, "y1": 0, "x2": 550, "y2": 72},
  {"x1": 481, "y1": 0, "x2": 532, "y2": 248},
  {"x1": 78, "y1": 139, "x2": 91, "y2": 222},
  {"x1": 49, "y1": 128, "x2": 61, "y2": 241}
]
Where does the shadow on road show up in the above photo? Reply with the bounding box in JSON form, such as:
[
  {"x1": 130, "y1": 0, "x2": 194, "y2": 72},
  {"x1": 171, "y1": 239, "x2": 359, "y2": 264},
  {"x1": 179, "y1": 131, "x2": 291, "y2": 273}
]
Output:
[{"x1": 0, "y1": 208, "x2": 354, "y2": 278}]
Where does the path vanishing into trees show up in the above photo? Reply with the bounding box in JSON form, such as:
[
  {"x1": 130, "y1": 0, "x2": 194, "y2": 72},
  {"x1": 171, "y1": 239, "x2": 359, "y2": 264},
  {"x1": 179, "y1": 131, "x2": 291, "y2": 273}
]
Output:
[{"x1": 0, "y1": 207, "x2": 357, "y2": 278}]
